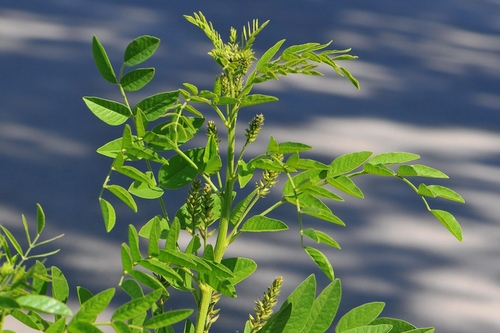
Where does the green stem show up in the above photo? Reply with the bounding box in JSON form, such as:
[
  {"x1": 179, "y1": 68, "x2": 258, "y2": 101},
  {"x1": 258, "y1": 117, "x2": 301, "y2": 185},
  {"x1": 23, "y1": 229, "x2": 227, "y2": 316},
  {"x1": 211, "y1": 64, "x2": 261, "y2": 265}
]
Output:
[{"x1": 195, "y1": 284, "x2": 213, "y2": 333}]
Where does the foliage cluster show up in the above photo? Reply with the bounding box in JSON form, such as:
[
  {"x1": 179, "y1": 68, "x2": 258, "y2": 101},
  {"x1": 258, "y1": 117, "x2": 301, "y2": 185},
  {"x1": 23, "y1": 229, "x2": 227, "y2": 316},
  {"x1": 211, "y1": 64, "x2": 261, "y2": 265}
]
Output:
[{"x1": 1, "y1": 12, "x2": 464, "y2": 333}]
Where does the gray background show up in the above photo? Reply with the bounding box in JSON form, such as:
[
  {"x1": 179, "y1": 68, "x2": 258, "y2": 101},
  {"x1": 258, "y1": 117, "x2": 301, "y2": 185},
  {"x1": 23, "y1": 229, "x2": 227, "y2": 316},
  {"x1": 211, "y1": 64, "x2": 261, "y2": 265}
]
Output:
[{"x1": 1, "y1": 1, "x2": 499, "y2": 332}]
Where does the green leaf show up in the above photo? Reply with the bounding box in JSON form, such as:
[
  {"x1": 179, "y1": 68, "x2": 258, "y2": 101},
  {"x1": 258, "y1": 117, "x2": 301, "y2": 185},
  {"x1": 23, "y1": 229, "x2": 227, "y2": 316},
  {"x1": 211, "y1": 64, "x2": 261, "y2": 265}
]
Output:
[
  {"x1": 99, "y1": 198, "x2": 116, "y2": 232},
  {"x1": 400, "y1": 328, "x2": 435, "y2": 333},
  {"x1": 340, "y1": 325, "x2": 392, "y2": 333},
  {"x1": 134, "y1": 91, "x2": 179, "y2": 122},
  {"x1": 295, "y1": 193, "x2": 345, "y2": 226},
  {"x1": 183, "y1": 82, "x2": 199, "y2": 95},
  {"x1": 330, "y1": 151, "x2": 372, "y2": 176},
  {"x1": 237, "y1": 160, "x2": 255, "y2": 188},
  {"x1": 128, "y1": 270, "x2": 167, "y2": 291},
  {"x1": 165, "y1": 217, "x2": 180, "y2": 251},
  {"x1": 143, "y1": 309, "x2": 193, "y2": 329},
  {"x1": 267, "y1": 136, "x2": 280, "y2": 154},
  {"x1": 257, "y1": 39, "x2": 286, "y2": 71},
  {"x1": 138, "y1": 216, "x2": 169, "y2": 239},
  {"x1": 124, "y1": 35, "x2": 161, "y2": 67},
  {"x1": 417, "y1": 184, "x2": 465, "y2": 203},
  {"x1": 431, "y1": 210, "x2": 463, "y2": 241},
  {"x1": 283, "y1": 169, "x2": 328, "y2": 197},
  {"x1": 121, "y1": 279, "x2": 144, "y2": 299},
  {"x1": 106, "y1": 185, "x2": 138, "y2": 212},
  {"x1": 241, "y1": 216, "x2": 289, "y2": 232},
  {"x1": 230, "y1": 191, "x2": 257, "y2": 227},
  {"x1": 111, "y1": 321, "x2": 133, "y2": 333},
  {"x1": 112, "y1": 289, "x2": 163, "y2": 321},
  {"x1": 274, "y1": 274, "x2": 316, "y2": 333},
  {"x1": 0, "y1": 225, "x2": 23, "y2": 256},
  {"x1": 340, "y1": 67, "x2": 360, "y2": 90},
  {"x1": 129, "y1": 173, "x2": 164, "y2": 199},
  {"x1": 303, "y1": 279, "x2": 341, "y2": 333},
  {"x1": 121, "y1": 244, "x2": 133, "y2": 273},
  {"x1": 16, "y1": 295, "x2": 72, "y2": 316},
  {"x1": 70, "y1": 288, "x2": 115, "y2": 324},
  {"x1": 120, "y1": 68, "x2": 155, "y2": 91},
  {"x1": 303, "y1": 228, "x2": 341, "y2": 249},
  {"x1": 158, "y1": 249, "x2": 196, "y2": 268},
  {"x1": 83, "y1": 97, "x2": 130, "y2": 126},
  {"x1": 221, "y1": 257, "x2": 257, "y2": 285},
  {"x1": 128, "y1": 225, "x2": 142, "y2": 263},
  {"x1": 92, "y1": 35, "x2": 117, "y2": 83},
  {"x1": 369, "y1": 152, "x2": 420, "y2": 165},
  {"x1": 76, "y1": 286, "x2": 94, "y2": 305},
  {"x1": 115, "y1": 164, "x2": 155, "y2": 186},
  {"x1": 304, "y1": 247, "x2": 334, "y2": 281},
  {"x1": 68, "y1": 321, "x2": 105, "y2": 333},
  {"x1": 363, "y1": 163, "x2": 396, "y2": 177},
  {"x1": 36, "y1": 203, "x2": 45, "y2": 235},
  {"x1": 147, "y1": 217, "x2": 160, "y2": 257},
  {"x1": 397, "y1": 165, "x2": 448, "y2": 178},
  {"x1": 139, "y1": 259, "x2": 183, "y2": 284},
  {"x1": 327, "y1": 176, "x2": 364, "y2": 198},
  {"x1": 0, "y1": 295, "x2": 20, "y2": 309},
  {"x1": 369, "y1": 317, "x2": 415, "y2": 332},
  {"x1": 336, "y1": 302, "x2": 385, "y2": 333},
  {"x1": 45, "y1": 317, "x2": 66, "y2": 333},
  {"x1": 303, "y1": 185, "x2": 344, "y2": 202},
  {"x1": 158, "y1": 148, "x2": 204, "y2": 189},
  {"x1": 240, "y1": 94, "x2": 278, "y2": 107},
  {"x1": 277, "y1": 142, "x2": 313, "y2": 154},
  {"x1": 10, "y1": 309, "x2": 41, "y2": 330},
  {"x1": 51, "y1": 266, "x2": 69, "y2": 303}
]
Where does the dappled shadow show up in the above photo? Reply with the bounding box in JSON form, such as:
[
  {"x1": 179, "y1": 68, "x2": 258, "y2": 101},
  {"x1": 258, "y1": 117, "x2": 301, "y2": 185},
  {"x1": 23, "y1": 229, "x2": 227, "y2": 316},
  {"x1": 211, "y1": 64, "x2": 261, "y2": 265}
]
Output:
[{"x1": 1, "y1": 1, "x2": 500, "y2": 332}]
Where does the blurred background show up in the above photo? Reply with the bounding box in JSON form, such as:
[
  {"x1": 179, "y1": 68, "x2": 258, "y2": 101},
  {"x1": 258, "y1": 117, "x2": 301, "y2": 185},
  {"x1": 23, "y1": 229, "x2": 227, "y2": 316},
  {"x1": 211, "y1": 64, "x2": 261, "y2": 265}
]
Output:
[{"x1": 1, "y1": 1, "x2": 499, "y2": 332}]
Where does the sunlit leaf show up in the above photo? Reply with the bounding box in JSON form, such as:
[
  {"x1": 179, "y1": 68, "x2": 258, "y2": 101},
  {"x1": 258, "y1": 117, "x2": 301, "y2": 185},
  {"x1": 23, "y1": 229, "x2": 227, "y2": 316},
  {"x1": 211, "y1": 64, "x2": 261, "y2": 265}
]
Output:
[
  {"x1": 336, "y1": 302, "x2": 385, "y2": 333},
  {"x1": 303, "y1": 279, "x2": 341, "y2": 333},
  {"x1": 83, "y1": 97, "x2": 129, "y2": 126},
  {"x1": 304, "y1": 247, "x2": 334, "y2": 281},
  {"x1": 121, "y1": 68, "x2": 155, "y2": 91},
  {"x1": 134, "y1": 91, "x2": 179, "y2": 121},
  {"x1": 99, "y1": 198, "x2": 116, "y2": 232},
  {"x1": 241, "y1": 216, "x2": 289, "y2": 232},
  {"x1": 128, "y1": 270, "x2": 166, "y2": 291},
  {"x1": 397, "y1": 165, "x2": 448, "y2": 178},
  {"x1": 124, "y1": 35, "x2": 160, "y2": 67},
  {"x1": 327, "y1": 176, "x2": 364, "y2": 198},
  {"x1": 240, "y1": 94, "x2": 278, "y2": 107},
  {"x1": 369, "y1": 317, "x2": 416, "y2": 332},
  {"x1": 431, "y1": 210, "x2": 463, "y2": 241},
  {"x1": 51, "y1": 266, "x2": 69, "y2": 303},
  {"x1": 143, "y1": 309, "x2": 193, "y2": 329},
  {"x1": 92, "y1": 35, "x2": 117, "y2": 83},
  {"x1": 417, "y1": 184, "x2": 465, "y2": 203},
  {"x1": 129, "y1": 174, "x2": 164, "y2": 199},
  {"x1": 330, "y1": 151, "x2": 372, "y2": 176},
  {"x1": 17, "y1": 295, "x2": 72, "y2": 316},
  {"x1": 158, "y1": 148, "x2": 204, "y2": 189},
  {"x1": 363, "y1": 163, "x2": 396, "y2": 177},
  {"x1": 303, "y1": 228, "x2": 341, "y2": 249},
  {"x1": 221, "y1": 257, "x2": 257, "y2": 285},
  {"x1": 369, "y1": 152, "x2": 420, "y2": 165},
  {"x1": 106, "y1": 185, "x2": 138, "y2": 212},
  {"x1": 70, "y1": 288, "x2": 115, "y2": 324},
  {"x1": 36, "y1": 203, "x2": 45, "y2": 235},
  {"x1": 112, "y1": 289, "x2": 163, "y2": 321},
  {"x1": 76, "y1": 286, "x2": 93, "y2": 305}
]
